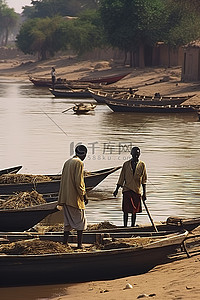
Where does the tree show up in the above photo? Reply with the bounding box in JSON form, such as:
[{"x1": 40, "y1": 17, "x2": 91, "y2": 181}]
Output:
[
  {"x1": 99, "y1": 0, "x2": 165, "y2": 67},
  {"x1": 23, "y1": 0, "x2": 100, "y2": 18},
  {"x1": 0, "y1": 1, "x2": 18, "y2": 46},
  {"x1": 69, "y1": 9, "x2": 105, "y2": 55},
  {"x1": 16, "y1": 16, "x2": 67, "y2": 59}
]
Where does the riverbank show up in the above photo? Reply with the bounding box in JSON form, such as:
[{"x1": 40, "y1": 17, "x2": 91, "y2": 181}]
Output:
[
  {"x1": 52, "y1": 239, "x2": 200, "y2": 300},
  {"x1": 0, "y1": 52, "x2": 200, "y2": 105}
]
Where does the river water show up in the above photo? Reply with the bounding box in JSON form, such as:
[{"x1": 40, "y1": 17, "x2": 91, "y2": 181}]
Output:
[{"x1": 0, "y1": 79, "x2": 200, "y2": 298}]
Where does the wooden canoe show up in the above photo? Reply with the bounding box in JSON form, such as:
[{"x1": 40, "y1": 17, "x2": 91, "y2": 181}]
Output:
[
  {"x1": 29, "y1": 73, "x2": 130, "y2": 87},
  {"x1": 49, "y1": 88, "x2": 92, "y2": 98},
  {"x1": 72, "y1": 103, "x2": 96, "y2": 114},
  {"x1": 0, "y1": 166, "x2": 121, "y2": 195},
  {"x1": 104, "y1": 99, "x2": 199, "y2": 113},
  {"x1": 0, "y1": 230, "x2": 188, "y2": 286},
  {"x1": 89, "y1": 89, "x2": 196, "y2": 105},
  {"x1": 0, "y1": 202, "x2": 58, "y2": 232},
  {"x1": 0, "y1": 166, "x2": 22, "y2": 176}
]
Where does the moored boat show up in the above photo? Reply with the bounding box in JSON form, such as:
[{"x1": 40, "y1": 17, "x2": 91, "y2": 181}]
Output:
[
  {"x1": 0, "y1": 230, "x2": 188, "y2": 286},
  {"x1": 29, "y1": 72, "x2": 130, "y2": 88},
  {"x1": 104, "y1": 99, "x2": 199, "y2": 113},
  {"x1": 89, "y1": 89, "x2": 196, "y2": 105},
  {"x1": 0, "y1": 166, "x2": 121, "y2": 195},
  {"x1": 49, "y1": 88, "x2": 92, "y2": 98},
  {"x1": 0, "y1": 202, "x2": 58, "y2": 232}
]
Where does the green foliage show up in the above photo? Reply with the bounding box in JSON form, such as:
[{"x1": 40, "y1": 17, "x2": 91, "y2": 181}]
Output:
[
  {"x1": 100, "y1": 0, "x2": 165, "y2": 52},
  {"x1": 16, "y1": 16, "x2": 67, "y2": 59},
  {"x1": 24, "y1": 0, "x2": 100, "y2": 18},
  {"x1": 70, "y1": 10, "x2": 105, "y2": 54},
  {"x1": 161, "y1": 0, "x2": 200, "y2": 47}
]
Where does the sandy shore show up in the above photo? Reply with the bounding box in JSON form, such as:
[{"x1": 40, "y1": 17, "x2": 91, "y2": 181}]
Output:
[
  {"x1": 1, "y1": 52, "x2": 200, "y2": 106},
  {"x1": 1, "y1": 53, "x2": 200, "y2": 299},
  {"x1": 52, "y1": 241, "x2": 200, "y2": 300}
]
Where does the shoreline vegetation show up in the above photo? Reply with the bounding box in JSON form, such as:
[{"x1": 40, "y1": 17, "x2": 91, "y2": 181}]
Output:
[{"x1": 1, "y1": 51, "x2": 200, "y2": 299}]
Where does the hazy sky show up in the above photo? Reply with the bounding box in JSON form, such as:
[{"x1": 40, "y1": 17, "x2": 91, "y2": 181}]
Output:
[{"x1": 6, "y1": 0, "x2": 32, "y2": 13}]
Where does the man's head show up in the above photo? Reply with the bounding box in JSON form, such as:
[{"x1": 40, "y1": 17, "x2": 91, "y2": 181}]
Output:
[
  {"x1": 75, "y1": 145, "x2": 87, "y2": 161},
  {"x1": 131, "y1": 147, "x2": 140, "y2": 161}
]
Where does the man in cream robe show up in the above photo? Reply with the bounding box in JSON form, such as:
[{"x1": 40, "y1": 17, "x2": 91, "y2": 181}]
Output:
[{"x1": 58, "y1": 145, "x2": 88, "y2": 248}]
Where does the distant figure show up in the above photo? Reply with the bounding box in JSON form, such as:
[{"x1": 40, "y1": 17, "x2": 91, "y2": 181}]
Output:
[
  {"x1": 154, "y1": 92, "x2": 161, "y2": 98},
  {"x1": 58, "y1": 145, "x2": 88, "y2": 249},
  {"x1": 129, "y1": 88, "x2": 134, "y2": 94},
  {"x1": 113, "y1": 147, "x2": 147, "y2": 227},
  {"x1": 51, "y1": 67, "x2": 56, "y2": 90}
]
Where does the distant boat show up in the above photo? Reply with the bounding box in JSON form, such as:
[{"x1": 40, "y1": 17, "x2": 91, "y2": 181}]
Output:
[
  {"x1": 104, "y1": 99, "x2": 199, "y2": 113},
  {"x1": 49, "y1": 88, "x2": 91, "y2": 98},
  {"x1": 72, "y1": 103, "x2": 96, "y2": 114},
  {"x1": 29, "y1": 72, "x2": 130, "y2": 87},
  {"x1": 89, "y1": 89, "x2": 196, "y2": 105}
]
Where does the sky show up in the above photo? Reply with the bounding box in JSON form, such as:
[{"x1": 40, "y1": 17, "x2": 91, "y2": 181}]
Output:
[{"x1": 5, "y1": 0, "x2": 32, "y2": 13}]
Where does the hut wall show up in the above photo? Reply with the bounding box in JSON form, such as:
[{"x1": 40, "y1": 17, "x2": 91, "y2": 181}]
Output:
[
  {"x1": 82, "y1": 45, "x2": 183, "y2": 67},
  {"x1": 181, "y1": 48, "x2": 200, "y2": 81}
]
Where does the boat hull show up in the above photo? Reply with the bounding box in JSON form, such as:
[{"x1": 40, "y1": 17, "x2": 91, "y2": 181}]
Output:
[
  {"x1": 0, "y1": 202, "x2": 57, "y2": 232},
  {"x1": 50, "y1": 88, "x2": 92, "y2": 98},
  {"x1": 0, "y1": 167, "x2": 121, "y2": 195},
  {"x1": 0, "y1": 231, "x2": 188, "y2": 286},
  {"x1": 106, "y1": 101, "x2": 197, "y2": 113}
]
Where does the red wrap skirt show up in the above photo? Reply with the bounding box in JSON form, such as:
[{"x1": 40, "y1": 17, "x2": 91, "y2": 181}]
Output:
[{"x1": 122, "y1": 190, "x2": 142, "y2": 213}]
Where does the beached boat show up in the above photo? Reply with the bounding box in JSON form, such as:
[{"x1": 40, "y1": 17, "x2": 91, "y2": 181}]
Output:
[
  {"x1": 89, "y1": 89, "x2": 196, "y2": 105},
  {"x1": 49, "y1": 88, "x2": 92, "y2": 98},
  {"x1": 0, "y1": 166, "x2": 22, "y2": 176},
  {"x1": 79, "y1": 72, "x2": 130, "y2": 84},
  {"x1": 0, "y1": 166, "x2": 121, "y2": 195},
  {"x1": 0, "y1": 201, "x2": 57, "y2": 232},
  {"x1": 29, "y1": 73, "x2": 130, "y2": 88},
  {"x1": 0, "y1": 230, "x2": 188, "y2": 286},
  {"x1": 105, "y1": 100, "x2": 199, "y2": 113}
]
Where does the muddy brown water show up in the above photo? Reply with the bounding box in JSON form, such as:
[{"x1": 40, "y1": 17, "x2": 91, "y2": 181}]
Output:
[{"x1": 0, "y1": 79, "x2": 200, "y2": 297}]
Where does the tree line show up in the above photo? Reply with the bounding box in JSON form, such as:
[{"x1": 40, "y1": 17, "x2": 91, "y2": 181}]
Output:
[{"x1": 1, "y1": 0, "x2": 200, "y2": 66}]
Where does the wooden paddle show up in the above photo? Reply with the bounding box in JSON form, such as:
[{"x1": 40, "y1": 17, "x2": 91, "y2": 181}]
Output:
[
  {"x1": 142, "y1": 199, "x2": 158, "y2": 232},
  {"x1": 62, "y1": 106, "x2": 74, "y2": 113}
]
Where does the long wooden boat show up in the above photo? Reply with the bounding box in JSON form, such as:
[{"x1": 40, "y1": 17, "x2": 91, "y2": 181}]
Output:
[
  {"x1": 49, "y1": 88, "x2": 92, "y2": 98},
  {"x1": 89, "y1": 89, "x2": 196, "y2": 105},
  {"x1": 0, "y1": 166, "x2": 22, "y2": 176},
  {"x1": 0, "y1": 166, "x2": 121, "y2": 195},
  {"x1": 79, "y1": 72, "x2": 130, "y2": 84},
  {"x1": 29, "y1": 73, "x2": 130, "y2": 88},
  {"x1": 0, "y1": 202, "x2": 57, "y2": 232},
  {"x1": 105, "y1": 99, "x2": 199, "y2": 113},
  {"x1": 0, "y1": 230, "x2": 188, "y2": 286}
]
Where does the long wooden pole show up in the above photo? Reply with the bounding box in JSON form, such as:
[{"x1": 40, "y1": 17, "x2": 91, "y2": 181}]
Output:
[{"x1": 142, "y1": 199, "x2": 158, "y2": 232}]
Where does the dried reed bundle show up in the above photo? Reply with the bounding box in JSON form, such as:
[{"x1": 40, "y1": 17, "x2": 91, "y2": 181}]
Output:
[
  {"x1": 0, "y1": 190, "x2": 46, "y2": 209},
  {"x1": 87, "y1": 221, "x2": 117, "y2": 230},
  {"x1": 0, "y1": 174, "x2": 51, "y2": 184},
  {"x1": 0, "y1": 239, "x2": 72, "y2": 255}
]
